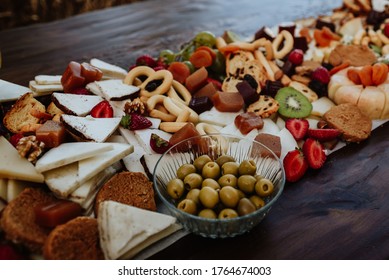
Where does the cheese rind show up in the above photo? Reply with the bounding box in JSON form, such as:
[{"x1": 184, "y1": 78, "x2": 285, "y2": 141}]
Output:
[{"x1": 0, "y1": 136, "x2": 44, "y2": 183}]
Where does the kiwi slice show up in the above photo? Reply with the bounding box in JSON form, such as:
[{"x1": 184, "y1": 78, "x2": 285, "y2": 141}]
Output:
[{"x1": 275, "y1": 87, "x2": 312, "y2": 118}]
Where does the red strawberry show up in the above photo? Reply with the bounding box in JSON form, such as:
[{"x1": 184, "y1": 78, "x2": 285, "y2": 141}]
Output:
[
  {"x1": 120, "y1": 113, "x2": 152, "y2": 130},
  {"x1": 90, "y1": 100, "x2": 113, "y2": 118},
  {"x1": 285, "y1": 118, "x2": 309, "y2": 141},
  {"x1": 70, "y1": 87, "x2": 91, "y2": 95},
  {"x1": 206, "y1": 77, "x2": 222, "y2": 90},
  {"x1": 283, "y1": 149, "x2": 309, "y2": 182},
  {"x1": 311, "y1": 66, "x2": 330, "y2": 84},
  {"x1": 302, "y1": 138, "x2": 326, "y2": 169},
  {"x1": 153, "y1": 66, "x2": 166, "y2": 71},
  {"x1": 136, "y1": 55, "x2": 157, "y2": 68},
  {"x1": 0, "y1": 244, "x2": 24, "y2": 260},
  {"x1": 288, "y1": 49, "x2": 304, "y2": 65},
  {"x1": 307, "y1": 128, "x2": 340, "y2": 142},
  {"x1": 150, "y1": 133, "x2": 171, "y2": 154},
  {"x1": 384, "y1": 23, "x2": 389, "y2": 38},
  {"x1": 9, "y1": 133, "x2": 24, "y2": 147}
]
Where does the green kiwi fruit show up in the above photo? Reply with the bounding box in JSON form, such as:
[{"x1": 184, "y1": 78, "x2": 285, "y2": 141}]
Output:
[{"x1": 275, "y1": 87, "x2": 312, "y2": 118}]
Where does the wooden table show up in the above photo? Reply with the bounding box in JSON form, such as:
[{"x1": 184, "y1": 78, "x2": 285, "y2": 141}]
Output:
[{"x1": 1, "y1": 0, "x2": 388, "y2": 260}]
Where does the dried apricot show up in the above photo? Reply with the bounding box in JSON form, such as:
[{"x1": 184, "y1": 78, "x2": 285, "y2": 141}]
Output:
[
  {"x1": 358, "y1": 65, "x2": 373, "y2": 87},
  {"x1": 347, "y1": 68, "x2": 361, "y2": 84},
  {"x1": 372, "y1": 63, "x2": 388, "y2": 86}
]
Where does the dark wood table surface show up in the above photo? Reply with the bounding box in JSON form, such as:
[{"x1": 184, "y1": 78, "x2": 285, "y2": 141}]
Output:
[{"x1": 1, "y1": 0, "x2": 388, "y2": 260}]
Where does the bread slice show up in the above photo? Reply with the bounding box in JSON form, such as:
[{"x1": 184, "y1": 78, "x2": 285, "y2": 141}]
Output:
[
  {"x1": 0, "y1": 188, "x2": 58, "y2": 254},
  {"x1": 52, "y1": 92, "x2": 103, "y2": 116},
  {"x1": 0, "y1": 136, "x2": 44, "y2": 183},
  {"x1": 98, "y1": 200, "x2": 177, "y2": 259},
  {"x1": 323, "y1": 103, "x2": 372, "y2": 142},
  {"x1": 43, "y1": 216, "x2": 104, "y2": 260},
  {"x1": 357, "y1": 86, "x2": 385, "y2": 120},
  {"x1": 2, "y1": 92, "x2": 45, "y2": 133},
  {"x1": 60, "y1": 114, "x2": 121, "y2": 142},
  {"x1": 94, "y1": 171, "x2": 156, "y2": 216},
  {"x1": 0, "y1": 79, "x2": 30, "y2": 102}
]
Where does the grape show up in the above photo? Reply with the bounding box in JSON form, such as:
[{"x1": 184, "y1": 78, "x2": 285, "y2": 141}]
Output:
[
  {"x1": 159, "y1": 49, "x2": 176, "y2": 64},
  {"x1": 209, "y1": 50, "x2": 225, "y2": 74},
  {"x1": 194, "y1": 31, "x2": 217, "y2": 48},
  {"x1": 183, "y1": 61, "x2": 195, "y2": 73}
]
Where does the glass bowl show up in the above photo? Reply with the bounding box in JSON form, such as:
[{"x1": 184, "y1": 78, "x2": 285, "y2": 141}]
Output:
[{"x1": 153, "y1": 134, "x2": 285, "y2": 238}]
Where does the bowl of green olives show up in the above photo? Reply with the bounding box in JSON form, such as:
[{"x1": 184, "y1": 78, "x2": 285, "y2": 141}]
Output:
[{"x1": 153, "y1": 134, "x2": 285, "y2": 238}]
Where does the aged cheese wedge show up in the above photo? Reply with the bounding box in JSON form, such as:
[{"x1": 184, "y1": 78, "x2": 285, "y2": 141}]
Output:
[
  {"x1": 357, "y1": 86, "x2": 385, "y2": 119},
  {"x1": 90, "y1": 58, "x2": 128, "y2": 79},
  {"x1": 311, "y1": 97, "x2": 336, "y2": 117},
  {"x1": 35, "y1": 142, "x2": 113, "y2": 173},
  {"x1": 52, "y1": 92, "x2": 104, "y2": 116},
  {"x1": 34, "y1": 75, "x2": 62, "y2": 85},
  {"x1": 61, "y1": 115, "x2": 121, "y2": 142},
  {"x1": 98, "y1": 200, "x2": 178, "y2": 260},
  {"x1": 328, "y1": 68, "x2": 354, "y2": 100},
  {"x1": 44, "y1": 162, "x2": 79, "y2": 197},
  {"x1": 0, "y1": 79, "x2": 30, "y2": 102},
  {"x1": 0, "y1": 136, "x2": 44, "y2": 183}
]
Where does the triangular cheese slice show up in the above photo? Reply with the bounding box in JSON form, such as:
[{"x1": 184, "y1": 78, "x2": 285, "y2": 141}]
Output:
[
  {"x1": 61, "y1": 115, "x2": 121, "y2": 142},
  {"x1": 98, "y1": 201, "x2": 176, "y2": 260},
  {"x1": 35, "y1": 142, "x2": 113, "y2": 173},
  {"x1": 0, "y1": 79, "x2": 31, "y2": 102},
  {"x1": 44, "y1": 162, "x2": 79, "y2": 197},
  {"x1": 0, "y1": 136, "x2": 44, "y2": 183},
  {"x1": 90, "y1": 58, "x2": 128, "y2": 79},
  {"x1": 95, "y1": 79, "x2": 139, "y2": 101},
  {"x1": 52, "y1": 92, "x2": 103, "y2": 116}
]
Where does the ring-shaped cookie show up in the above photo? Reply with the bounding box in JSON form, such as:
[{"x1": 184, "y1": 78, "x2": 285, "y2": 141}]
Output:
[
  {"x1": 167, "y1": 80, "x2": 192, "y2": 105},
  {"x1": 272, "y1": 30, "x2": 294, "y2": 59},
  {"x1": 123, "y1": 66, "x2": 155, "y2": 85},
  {"x1": 195, "y1": 123, "x2": 221, "y2": 135},
  {"x1": 146, "y1": 95, "x2": 166, "y2": 110},
  {"x1": 170, "y1": 97, "x2": 199, "y2": 123},
  {"x1": 149, "y1": 109, "x2": 177, "y2": 122},
  {"x1": 252, "y1": 38, "x2": 274, "y2": 60},
  {"x1": 140, "y1": 70, "x2": 173, "y2": 98}
]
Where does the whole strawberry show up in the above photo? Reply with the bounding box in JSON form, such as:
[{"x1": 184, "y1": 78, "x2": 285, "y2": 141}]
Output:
[
  {"x1": 120, "y1": 113, "x2": 152, "y2": 130},
  {"x1": 136, "y1": 55, "x2": 158, "y2": 68},
  {"x1": 311, "y1": 66, "x2": 330, "y2": 84},
  {"x1": 150, "y1": 133, "x2": 170, "y2": 154}
]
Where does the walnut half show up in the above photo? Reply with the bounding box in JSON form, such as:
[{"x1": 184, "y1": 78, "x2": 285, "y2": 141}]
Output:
[{"x1": 16, "y1": 136, "x2": 45, "y2": 164}]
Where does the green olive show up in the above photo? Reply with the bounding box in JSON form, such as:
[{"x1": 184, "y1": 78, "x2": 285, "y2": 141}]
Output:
[
  {"x1": 249, "y1": 195, "x2": 265, "y2": 209},
  {"x1": 202, "y1": 162, "x2": 221, "y2": 180},
  {"x1": 177, "y1": 198, "x2": 197, "y2": 215},
  {"x1": 199, "y1": 186, "x2": 219, "y2": 208},
  {"x1": 254, "y1": 174, "x2": 264, "y2": 181},
  {"x1": 176, "y1": 164, "x2": 196, "y2": 180},
  {"x1": 221, "y1": 161, "x2": 239, "y2": 176},
  {"x1": 237, "y1": 197, "x2": 256, "y2": 216},
  {"x1": 167, "y1": 178, "x2": 185, "y2": 199},
  {"x1": 215, "y1": 155, "x2": 235, "y2": 167},
  {"x1": 238, "y1": 159, "x2": 257, "y2": 176},
  {"x1": 201, "y1": 178, "x2": 221, "y2": 190},
  {"x1": 218, "y1": 208, "x2": 238, "y2": 219},
  {"x1": 183, "y1": 173, "x2": 203, "y2": 190},
  {"x1": 193, "y1": 155, "x2": 212, "y2": 172},
  {"x1": 255, "y1": 178, "x2": 275, "y2": 197},
  {"x1": 236, "y1": 189, "x2": 246, "y2": 199},
  {"x1": 219, "y1": 186, "x2": 240, "y2": 208},
  {"x1": 237, "y1": 175, "x2": 256, "y2": 194},
  {"x1": 186, "y1": 188, "x2": 201, "y2": 205},
  {"x1": 198, "y1": 209, "x2": 217, "y2": 219},
  {"x1": 218, "y1": 174, "x2": 237, "y2": 188}
]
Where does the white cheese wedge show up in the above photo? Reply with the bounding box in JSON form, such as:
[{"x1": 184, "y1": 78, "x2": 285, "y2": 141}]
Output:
[
  {"x1": 61, "y1": 115, "x2": 121, "y2": 142},
  {"x1": 121, "y1": 146, "x2": 146, "y2": 175},
  {"x1": 98, "y1": 201, "x2": 177, "y2": 260},
  {"x1": 35, "y1": 142, "x2": 113, "y2": 173},
  {"x1": 143, "y1": 153, "x2": 164, "y2": 175},
  {"x1": 95, "y1": 79, "x2": 140, "y2": 101},
  {"x1": 0, "y1": 79, "x2": 30, "y2": 102},
  {"x1": 199, "y1": 107, "x2": 243, "y2": 127},
  {"x1": 34, "y1": 75, "x2": 62, "y2": 85},
  {"x1": 44, "y1": 162, "x2": 79, "y2": 197},
  {"x1": 0, "y1": 178, "x2": 8, "y2": 201},
  {"x1": 277, "y1": 127, "x2": 299, "y2": 161},
  {"x1": 311, "y1": 96, "x2": 335, "y2": 117},
  {"x1": 52, "y1": 92, "x2": 104, "y2": 116},
  {"x1": 86, "y1": 82, "x2": 102, "y2": 96},
  {"x1": 7, "y1": 179, "x2": 28, "y2": 202},
  {"x1": 29, "y1": 80, "x2": 63, "y2": 93},
  {"x1": 134, "y1": 129, "x2": 172, "y2": 155},
  {"x1": 0, "y1": 136, "x2": 44, "y2": 183},
  {"x1": 90, "y1": 58, "x2": 128, "y2": 79}
]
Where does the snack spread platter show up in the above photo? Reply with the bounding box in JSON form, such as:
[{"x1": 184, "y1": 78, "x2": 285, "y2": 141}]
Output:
[{"x1": 0, "y1": 0, "x2": 388, "y2": 259}]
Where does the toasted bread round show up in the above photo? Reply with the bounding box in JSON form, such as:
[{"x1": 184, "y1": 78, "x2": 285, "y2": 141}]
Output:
[
  {"x1": 0, "y1": 187, "x2": 57, "y2": 254},
  {"x1": 43, "y1": 216, "x2": 104, "y2": 260},
  {"x1": 323, "y1": 103, "x2": 372, "y2": 142},
  {"x1": 94, "y1": 171, "x2": 156, "y2": 216}
]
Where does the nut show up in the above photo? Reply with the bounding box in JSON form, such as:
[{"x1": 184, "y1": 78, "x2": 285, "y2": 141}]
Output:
[
  {"x1": 16, "y1": 135, "x2": 45, "y2": 163},
  {"x1": 124, "y1": 98, "x2": 146, "y2": 115}
]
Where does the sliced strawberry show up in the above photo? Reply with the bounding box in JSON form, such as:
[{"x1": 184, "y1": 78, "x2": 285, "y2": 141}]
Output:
[
  {"x1": 90, "y1": 100, "x2": 113, "y2": 118},
  {"x1": 302, "y1": 138, "x2": 326, "y2": 169},
  {"x1": 120, "y1": 114, "x2": 152, "y2": 130},
  {"x1": 150, "y1": 133, "x2": 171, "y2": 154},
  {"x1": 285, "y1": 118, "x2": 309, "y2": 141},
  {"x1": 283, "y1": 149, "x2": 309, "y2": 182},
  {"x1": 136, "y1": 55, "x2": 158, "y2": 68},
  {"x1": 307, "y1": 128, "x2": 340, "y2": 142}
]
